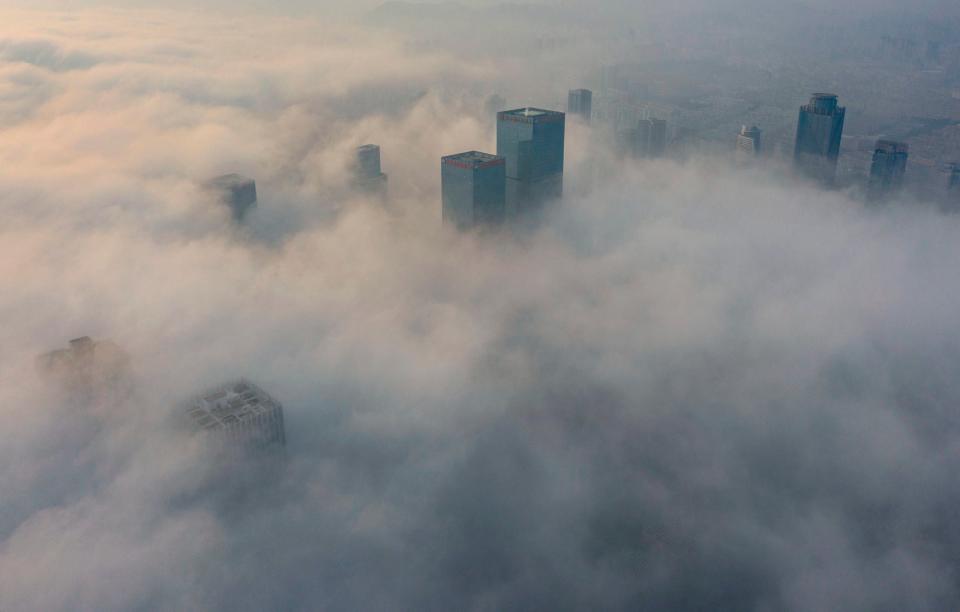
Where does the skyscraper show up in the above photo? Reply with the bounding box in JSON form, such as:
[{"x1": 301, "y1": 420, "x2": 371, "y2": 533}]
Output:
[
  {"x1": 353, "y1": 144, "x2": 388, "y2": 196},
  {"x1": 617, "y1": 117, "x2": 667, "y2": 159},
  {"x1": 496, "y1": 107, "x2": 565, "y2": 218},
  {"x1": 945, "y1": 163, "x2": 960, "y2": 212},
  {"x1": 37, "y1": 336, "x2": 131, "y2": 400},
  {"x1": 794, "y1": 93, "x2": 845, "y2": 186},
  {"x1": 567, "y1": 89, "x2": 593, "y2": 123},
  {"x1": 948, "y1": 163, "x2": 960, "y2": 193},
  {"x1": 648, "y1": 118, "x2": 667, "y2": 158},
  {"x1": 868, "y1": 140, "x2": 909, "y2": 201},
  {"x1": 205, "y1": 174, "x2": 257, "y2": 221},
  {"x1": 441, "y1": 151, "x2": 506, "y2": 230},
  {"x1": 736, "y1": 125, "x2": 762, "y2": 161},
  {"x1": 185, "y1": 379, "x2": 286, "y2": 453},
  {"x1": 617, "y1": 119, "x2": 651, "y2": 159}
]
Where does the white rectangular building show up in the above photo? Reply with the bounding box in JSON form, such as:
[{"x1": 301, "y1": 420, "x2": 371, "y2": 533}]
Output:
[{"x1": 186, "y1": 379, "x2": 286, "y2": 451}]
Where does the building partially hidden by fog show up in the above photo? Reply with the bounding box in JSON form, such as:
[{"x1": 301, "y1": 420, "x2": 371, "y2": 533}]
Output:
[
  {"x1": 868, "y1": 140, "x2": 909, "y2": 201},
  {"x1": 736, "y1": 125, "x2": 762, "y2": 160},
  {"x1": 185, "y1": 379, "x2": 286, "y2": 453},
  {"x1": 794, "y1": 93, "x2": 845, "y2": 186},
  {"x1": 205, "y1": 174, "x2": 257, "y2": 221},
  {"x1": 618, "y1": 117, "x2": 667, "y2": 159},
  {"x1": 567, "y1": 89, "x2": 592, "y2": 123},
  {"x1": 485, "y1": 94, "x2": 506, "y2": 118},
  {"x1": 944, "y1": 162, "x2": 960, "y2": 212},
  {"x1": 648, "y1": 118, "x2": 667, "y2": 158},
  {"x1": 496, "y1": 107, "x2": 565, "y2": 218},
  {"x1": 441, "y1": 151, "x2": 506, "y2": 230},
  {"x1": 948, "y1": 163, "x2": 960, "y2": 194},
  {"x1": 37, "y1": 336, "x2": 131, "y2": 399},
  {"x1": 353, "y1": 144, "x2": 388, "y2": 196}
]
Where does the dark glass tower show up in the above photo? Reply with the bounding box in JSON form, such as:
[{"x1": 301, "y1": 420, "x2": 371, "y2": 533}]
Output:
[
  {"x1": 353, "y1": 144, "x2": 388, "y2": 196},
  {"x1": 648, "y1": 118, "x2": 667, "y2": 158},
  {"x1": 567, "y1": 89, "x2": 593, "y2": 123},
  {"x1": 948, "y1": 163, "x2": 960, "y2": 193},
  {"x1": 945, "y1": 163, "x2": 960, "y2": 213},
  {"x1": 868, "y1": 140, "x2": 908, "y2": 201},
  {"x1": 794, "y1": 93, "x2": 846, "y2": 186},
  {"x1": 441, "y1": 151, "x2": 506, "y2": 230},
  {"x1": 496, "y1": 107, "x2": 565, "y2": 218}
]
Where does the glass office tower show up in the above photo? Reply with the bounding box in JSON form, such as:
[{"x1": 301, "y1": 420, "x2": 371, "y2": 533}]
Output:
[
  {"x1": 496, "y1": 107, "x2": 565, "y2": 218},
  {"x1": 868, "y1": 140, "x2": 909, "y2": 201},
  {"x1": 441, "y1": 151, "x2": 506, "y2": 230},
  {"x1": 794, "y1": 93, "x2": 846, "y2": 186}
]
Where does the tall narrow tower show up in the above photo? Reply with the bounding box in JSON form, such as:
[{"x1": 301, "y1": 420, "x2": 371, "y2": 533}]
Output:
[
  {"x1": 944, "y1": 162, "x2": 960, "y2": 212},
  {"x1": 567, "y1": 89, "x2": 593, "y2": 123},
  {"x1": 736, "y1": 125, "x2": 762, "y2": 161},
  {"x1": 794, "y1": 93, "x2": 846, "y2": 186},
  {"x1": 353, "y1": 144, "x2": 388, "y2": 196}
]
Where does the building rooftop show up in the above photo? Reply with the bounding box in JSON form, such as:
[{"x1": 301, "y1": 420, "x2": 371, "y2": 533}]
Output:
[
  {"x1": 186, "y1": 380, "x2": 281, "y2": 431},
  {"x1": 502, "y1": 107, "x2": 561, "y2": 117},
  {"x1": 499, "y1": 107, "x2": 565, "y2": 123},
  {"x1": 442, "y1": 151, "x2": 504, "y2": 168},
  {"x1": 876, "y1": 140, "x2": 909, "y2": 153},
  {"x1": 804, "y1": 93, "x2": 843, "y2": 115},
  {"x1": 357, "y1": 144, "x2": 380, "y2": 153}
]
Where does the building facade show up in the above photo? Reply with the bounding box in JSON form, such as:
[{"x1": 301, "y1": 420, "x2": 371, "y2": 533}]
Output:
[
  {"x1": 354, "y1": 144, "x2": 388, "y2": 196},
  {"x1": 794, "y1": 93, "x2": 846, "y2": 186},
  {"x1": 496, "y1": 108, "x2": 565, "y2": 218},
  {"x1": 567, "y1": 89, "x2": 593, "y2": 123},
  {"x1": 441, "y1": 151, "x2": 506, "y2": 230},
  {"x1": 868, "y1": 140, "x2": 909, "y2": 201}
]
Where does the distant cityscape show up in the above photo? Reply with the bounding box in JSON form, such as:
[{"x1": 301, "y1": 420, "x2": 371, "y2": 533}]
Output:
[{"x1": 33, "y1": 28, "x2": 960, "y2": 469}]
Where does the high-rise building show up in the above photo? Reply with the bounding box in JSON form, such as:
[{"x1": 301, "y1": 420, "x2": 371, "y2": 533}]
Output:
[
  {"x1": 441, "y1": 151, "x2": 506, "y2": 230},
  {"x1": 37, "y1": 336, "x2": 131, "y2": 401},
  {"x1": 617, "y1": 119, "x2": 651, "y2": 159},
  {"x1": 496, "y1": 107, "x2": 565, "y2": 217},
  {"x1": 948, "y1": 163, "x2": 960, "y2": 193},
  {"x1": 648, "y1": 118, "x2": 667, "y2": 158},
  {"x1": 794, "y1": 93, "x2": 846, "y2": 186},
  {"x1": 185, "y1": 379, "x2": 286, "y2": 452},
  {"x1": 868, "y1": 140, "x2": 909, "y2": 201},
  {"x1": 945, "y1": 163, "x2": 960, "y2": 212},
  {"x1": 617, "y1": 117, "x2": 667, "y2": 159},
  {"x1": 736, "y1": 125, "x2": 762, "y2": 160},
  {"x1": 353, "y1": 144, "x2": 388, "y2": 196},
  {"x1": 567, "y1": 89, "x2": 593, "y2": 123},
  {"x1": 205, "y1": 174, "x2": 257, "y2": 221}
]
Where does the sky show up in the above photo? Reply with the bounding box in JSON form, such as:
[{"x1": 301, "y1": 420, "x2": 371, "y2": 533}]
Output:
[{"x1": 2, "y1": 3, "x2": 960, "y2": 611}]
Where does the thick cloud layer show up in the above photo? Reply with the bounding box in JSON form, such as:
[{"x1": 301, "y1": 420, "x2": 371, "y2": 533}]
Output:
[{"x1": 3, "y1": 6, "x2": 960, "y2": 612}]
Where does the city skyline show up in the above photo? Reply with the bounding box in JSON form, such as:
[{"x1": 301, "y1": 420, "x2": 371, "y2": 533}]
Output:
[{"x1": 6, "y1": 3, "x2": 960, "y2": 611}]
